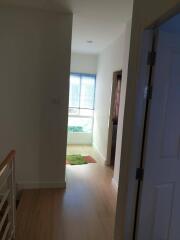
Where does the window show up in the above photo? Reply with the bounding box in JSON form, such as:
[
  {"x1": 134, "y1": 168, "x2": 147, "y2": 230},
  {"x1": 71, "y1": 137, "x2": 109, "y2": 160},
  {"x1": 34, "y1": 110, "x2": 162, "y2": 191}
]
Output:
[{"x1": 68, "y1": 73, "x2": 96, "y2": 133}]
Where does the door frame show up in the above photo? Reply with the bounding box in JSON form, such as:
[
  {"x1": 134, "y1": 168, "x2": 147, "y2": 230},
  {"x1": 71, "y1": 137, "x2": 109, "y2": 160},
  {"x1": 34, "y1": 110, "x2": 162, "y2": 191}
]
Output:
[
  {"x1": 132, "y1": 30, "x2": 157, "y2": 239},
  {"x1": 134, "y1": 26, "x2": 180, "y2": 239},
  {"x1": 115, "y1": 6, "x2": 180, "y2": 240},
  {"x1": 133, "y1": 11, "x2": 180, "y2": 240},
  {"x1": 106, "y1": 70, "x2": 122, "y2": 166}
]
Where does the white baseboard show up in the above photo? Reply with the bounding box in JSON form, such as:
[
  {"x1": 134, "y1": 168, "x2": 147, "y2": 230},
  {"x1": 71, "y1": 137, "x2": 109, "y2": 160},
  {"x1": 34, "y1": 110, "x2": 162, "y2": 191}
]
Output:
[
  {"x1": 93, "y1": 144, "x2": 106, "y2": 163},
  {"x1": 17, "y1": 181, "x2": 66, "y2": 190},
  {"x1": 112, "y1": 178, "x2": 118, "y2": 192},
  {"x1": 104, "y1": 159, "x2": 111, "y2": 166}
]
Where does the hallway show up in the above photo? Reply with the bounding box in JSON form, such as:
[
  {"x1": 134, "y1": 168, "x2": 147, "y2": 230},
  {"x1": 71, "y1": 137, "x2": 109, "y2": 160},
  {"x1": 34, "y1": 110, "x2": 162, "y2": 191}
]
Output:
[{"x1": 16, "y1": 147, "x2": 117, "y2": 240}]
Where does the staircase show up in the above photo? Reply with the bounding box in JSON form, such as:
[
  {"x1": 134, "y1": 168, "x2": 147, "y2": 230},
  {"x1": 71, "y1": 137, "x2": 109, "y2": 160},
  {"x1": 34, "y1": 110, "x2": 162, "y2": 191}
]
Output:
[{"x1": 0, "y1": 151, "x2": 16, "y2": 240}]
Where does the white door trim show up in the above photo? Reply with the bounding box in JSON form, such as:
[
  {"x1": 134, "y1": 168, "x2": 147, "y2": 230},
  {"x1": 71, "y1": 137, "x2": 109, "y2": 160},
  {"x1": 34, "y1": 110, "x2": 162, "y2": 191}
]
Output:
[
  {"x1": 106, "y1": 70, "x2": 122, "y2": 166},
  {"x1": 114, "y1": 30, "x2": 154, "y2": 239},
  {"x1": 114, "y1": 5, "x2": 180, "y2": 240}
]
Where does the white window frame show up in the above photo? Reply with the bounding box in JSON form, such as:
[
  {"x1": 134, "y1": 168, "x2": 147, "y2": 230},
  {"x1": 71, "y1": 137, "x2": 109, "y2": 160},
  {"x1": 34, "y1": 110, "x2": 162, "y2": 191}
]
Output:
[{"x1": 68, "y1": 73, "x2": 96, "y2": 134}]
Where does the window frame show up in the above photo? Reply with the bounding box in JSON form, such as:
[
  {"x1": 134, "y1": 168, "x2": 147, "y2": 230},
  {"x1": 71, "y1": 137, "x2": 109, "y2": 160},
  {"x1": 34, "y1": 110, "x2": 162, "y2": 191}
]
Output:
[
  {"x1": 69, "y1": 72, "x2": 96, "y2": 112},
  {"x1": 68, "y1": 72, "x2": 96, "y2": 134}
]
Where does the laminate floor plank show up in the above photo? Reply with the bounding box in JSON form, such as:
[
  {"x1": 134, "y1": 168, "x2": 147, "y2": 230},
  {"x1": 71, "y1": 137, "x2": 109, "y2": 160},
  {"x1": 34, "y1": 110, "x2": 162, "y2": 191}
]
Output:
[{"x1": 16, "y1": 146, "x2": 117, "y2": 240}]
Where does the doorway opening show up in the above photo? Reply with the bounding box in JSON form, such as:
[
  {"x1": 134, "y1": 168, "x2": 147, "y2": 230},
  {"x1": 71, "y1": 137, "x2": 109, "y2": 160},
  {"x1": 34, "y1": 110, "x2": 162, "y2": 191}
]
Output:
[
  {"x1": 133, "y1": 13, "x2": 180, "y2": 240},
  {"x1": 107, "y1": 71, "x2": 122, "y2": 169},
  {"x1": 64, "y1": 5, "x2": 131, "y2": 235}
]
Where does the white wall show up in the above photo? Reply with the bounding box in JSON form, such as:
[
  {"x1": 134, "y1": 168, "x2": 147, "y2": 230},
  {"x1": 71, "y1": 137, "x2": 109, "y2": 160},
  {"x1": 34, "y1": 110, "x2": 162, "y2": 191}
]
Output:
[
  {"x1": 93, "y1": 34, "x2": 125, "y2": 161},
  {"x1": 113, "y1": 20, "x2": 132, "y2": 187},
  {"x1": 114, "y1": 0, "x2": 180, "y2": 239},
  {"x1": 0, "y1": 8, "x2": 72, "y2": 189},
  {"x1": 93, "y1": 21, "x2": 131, "y2": 183},
  {"x1": 70, "y1": 52, "x2": 98, "y2": 74},
  {"x1": 67, "y1": 132, "x2": 92, "y2": 145}
]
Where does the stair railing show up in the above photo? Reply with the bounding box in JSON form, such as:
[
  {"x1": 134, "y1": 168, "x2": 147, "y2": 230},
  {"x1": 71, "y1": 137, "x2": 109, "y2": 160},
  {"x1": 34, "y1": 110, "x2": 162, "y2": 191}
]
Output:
[{"x1": 0, "y1": 150, "x2": 16, "y2": 240}]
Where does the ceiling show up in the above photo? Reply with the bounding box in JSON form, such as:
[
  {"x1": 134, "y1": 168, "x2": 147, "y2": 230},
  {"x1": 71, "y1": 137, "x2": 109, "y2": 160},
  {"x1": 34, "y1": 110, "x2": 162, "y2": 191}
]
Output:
[
  {"x1": 71, "y1": 0, "x2": 133, "y2": 54},
  {"x1": 0, "y1": 0, "x2": 133, "y2": 54}
]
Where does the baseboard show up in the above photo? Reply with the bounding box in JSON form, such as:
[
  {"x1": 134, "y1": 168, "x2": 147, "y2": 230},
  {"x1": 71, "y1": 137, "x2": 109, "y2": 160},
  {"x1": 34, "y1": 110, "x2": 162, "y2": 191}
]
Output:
[
  {"x1": 104, "y1": 159, "x2": 111, "y2": 166},
  {"x1": 93, "y1": 144, "x2": 106, "y2": 163},
  {"x1": 112, "y1": 178, "x2": 118, "y2": 192},
  {"x1": 17, "y1": 181, "x2": 66, "y2": 190}
]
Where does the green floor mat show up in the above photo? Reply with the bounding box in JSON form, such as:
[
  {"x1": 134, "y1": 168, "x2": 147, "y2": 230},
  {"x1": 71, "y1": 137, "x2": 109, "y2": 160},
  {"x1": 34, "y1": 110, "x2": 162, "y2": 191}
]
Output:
[{"x1": 66, "y1": 154, "x2": 87, "y2": 165}]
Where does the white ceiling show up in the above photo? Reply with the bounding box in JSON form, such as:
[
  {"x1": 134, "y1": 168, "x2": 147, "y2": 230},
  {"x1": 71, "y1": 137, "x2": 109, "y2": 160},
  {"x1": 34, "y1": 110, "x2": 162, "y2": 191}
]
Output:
[
  {"x1": 0, "y1": 0, "x2": 133, "y2": 54},
  {"x1": 71, "y1": 0, "x2": 133, "y2": 54}
]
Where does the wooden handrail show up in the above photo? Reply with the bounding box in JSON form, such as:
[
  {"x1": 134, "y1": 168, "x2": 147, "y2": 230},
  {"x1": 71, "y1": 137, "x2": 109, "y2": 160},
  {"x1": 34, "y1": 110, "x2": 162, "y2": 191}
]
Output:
[{"x1": 0, "y1": 150, "x2": 16, "y2": 173}]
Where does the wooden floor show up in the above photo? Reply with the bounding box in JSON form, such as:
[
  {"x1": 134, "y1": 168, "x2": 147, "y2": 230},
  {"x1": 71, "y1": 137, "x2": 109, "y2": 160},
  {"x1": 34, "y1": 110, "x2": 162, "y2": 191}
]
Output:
[{"x1": 16, "y1": 146, "x2": 117, "y2": 240}]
